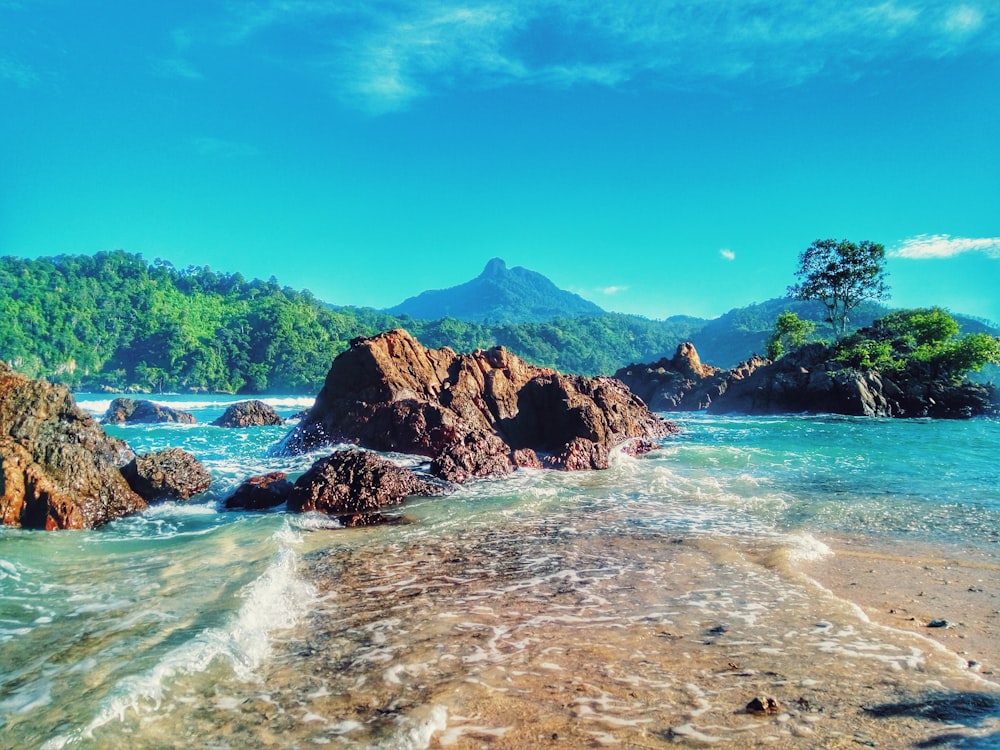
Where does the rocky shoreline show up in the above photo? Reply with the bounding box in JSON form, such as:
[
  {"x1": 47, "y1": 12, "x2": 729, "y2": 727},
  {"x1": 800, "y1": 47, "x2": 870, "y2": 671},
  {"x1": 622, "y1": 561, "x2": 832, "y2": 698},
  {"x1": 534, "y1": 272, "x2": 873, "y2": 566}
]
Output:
[
  {"x1": 617, "y1": 341, "x2": 999, "y2": 418},
  {"x1": 1, "y1": 329, "x2": 674, "y2": 530}
]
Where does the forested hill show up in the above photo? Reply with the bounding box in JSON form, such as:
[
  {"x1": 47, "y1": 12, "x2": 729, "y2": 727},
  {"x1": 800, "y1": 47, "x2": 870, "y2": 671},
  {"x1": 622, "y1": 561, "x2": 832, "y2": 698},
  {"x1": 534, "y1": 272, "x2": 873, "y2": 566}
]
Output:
[
  {"x1": 0, "y1": 251, "x2": 702, "y2": 393},
  {"x1": 3, "y1": 252, "x2": 995, "y2": 394},
  {"x1": 387, "y1": 257, "x2": 606, "y2": 323}
]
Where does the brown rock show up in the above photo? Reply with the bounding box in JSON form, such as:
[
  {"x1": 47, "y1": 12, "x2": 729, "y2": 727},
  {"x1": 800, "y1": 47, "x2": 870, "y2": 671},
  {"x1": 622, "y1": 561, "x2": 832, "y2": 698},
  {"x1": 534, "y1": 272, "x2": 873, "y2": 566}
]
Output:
[
  {"x1": 336, "y1": 512, "x2": 409, "y2": 528},
  {"x1": 224, "y1": 472, "x2": 293, "y2": 510},
  {"x1": 746, "y1": 696, "x2": 781, "y2": 715},
  {"x1": 286, "y1": 449, "x2": 440, "y2": 515},
  {"x1": 277, "y1": 329, "x2": 674, "y2": 482},
  {"x1": 121, "y1": 447, "x2": 211, "y2": 502},
  {"x1": 101, "y1": 398, "x2": 196, "y2": 425},
  {"x1": 213, "y1": 400, "x2": 284, "y2": 428},
  {"x1": 616, "y1": 343, "x2": 769, "y2": 412},
  {"x1": 0, "y1": 363, "x2": 145, "y2": 529}
]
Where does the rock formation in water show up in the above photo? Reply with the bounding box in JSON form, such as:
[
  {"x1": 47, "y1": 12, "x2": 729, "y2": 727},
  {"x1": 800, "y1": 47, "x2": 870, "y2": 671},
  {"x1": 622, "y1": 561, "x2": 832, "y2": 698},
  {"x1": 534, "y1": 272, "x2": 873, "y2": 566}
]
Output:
[
  {"x1": 286, "y1": 449, "x2": 439, "y2": 517},
  {"x1": 618, "y1": 339, "x2": 996, "y2": 419},
  {"x1": 101, "y1": 398, "x2": 197, "y2": 425},
  {"x1": 616, "y1": 342, "x2": 769, "y2": 411},
  {"x1": 276, "y1": 329, "x2": 674, "y2": 482},
  {"x1": 224, "y1": 472, "x2": 293, "y2": 511},
  {"x1": 121, "y1": 447, "x2": 212, "y2": 502},
  {"x1": 0, "y1": 363, "x2": 146, "y2": 529},
  {"x1": 213, "y1": 400, "x2": 284, "y2": 428},
  {"x1": 708, "y1": 343, "x2": 997, "y2": 418}
]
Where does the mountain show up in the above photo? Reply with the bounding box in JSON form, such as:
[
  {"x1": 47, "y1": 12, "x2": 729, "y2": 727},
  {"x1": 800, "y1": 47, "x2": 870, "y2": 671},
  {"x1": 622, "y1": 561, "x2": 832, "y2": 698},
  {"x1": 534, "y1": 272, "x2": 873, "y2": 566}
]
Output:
[
  {"x1": 1, "y1": 251, "x2": 995, "y2": 393},
  {"x1": 386, "y1": 257, "x2": 606, "y2": 323}
]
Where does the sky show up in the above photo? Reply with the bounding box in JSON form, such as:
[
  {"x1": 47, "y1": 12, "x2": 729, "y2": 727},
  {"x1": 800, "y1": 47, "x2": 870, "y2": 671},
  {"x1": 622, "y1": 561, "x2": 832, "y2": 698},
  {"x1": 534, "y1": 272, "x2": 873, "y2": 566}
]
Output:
[{"x1": 2, "y1": 1, "x2": 998, "y2": 323}]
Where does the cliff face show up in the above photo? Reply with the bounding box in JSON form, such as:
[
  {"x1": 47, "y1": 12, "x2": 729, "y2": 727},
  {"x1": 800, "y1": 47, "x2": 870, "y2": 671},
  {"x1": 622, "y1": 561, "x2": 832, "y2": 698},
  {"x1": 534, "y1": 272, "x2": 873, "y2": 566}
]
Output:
[{"x1": 276, "y1": 329, "x2": 676, "y2": 482}]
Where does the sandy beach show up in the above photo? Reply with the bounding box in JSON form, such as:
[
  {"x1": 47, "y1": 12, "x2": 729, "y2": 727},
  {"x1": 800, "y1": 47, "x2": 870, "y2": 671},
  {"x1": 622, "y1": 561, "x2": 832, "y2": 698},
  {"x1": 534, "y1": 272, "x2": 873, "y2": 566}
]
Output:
[{"x1": 803, "y1": 535, "x2": 1000, "y2": 679}]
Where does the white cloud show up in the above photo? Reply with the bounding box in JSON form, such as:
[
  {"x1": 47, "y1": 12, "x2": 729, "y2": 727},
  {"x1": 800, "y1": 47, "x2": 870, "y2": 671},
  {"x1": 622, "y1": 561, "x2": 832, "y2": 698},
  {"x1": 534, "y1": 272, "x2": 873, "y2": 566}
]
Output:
[
  {"x1": 601, "y1": 285, "x2": 629, "y2": 295},
  {"x1": 892, "y1": 234, "x2": 1000, "y2": 259},
  {"x1": 945, "y1": 4, "x2": 985, "y2": 34},
  {"x1": 203, "y1": 1, "x2": 999, "y2": 111},
  {"x1": 719, "y1": 248, "x2": 736, "y2": 261}
]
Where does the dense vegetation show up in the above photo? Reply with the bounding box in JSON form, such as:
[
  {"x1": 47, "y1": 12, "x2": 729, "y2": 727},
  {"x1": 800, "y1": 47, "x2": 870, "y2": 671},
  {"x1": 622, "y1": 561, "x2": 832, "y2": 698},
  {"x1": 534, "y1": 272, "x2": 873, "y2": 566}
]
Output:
[
  {"x1": 2, "y1": 251, "x2": 996, "y2": 394},
  {"x1": 834, "y1": 307, "x2": 1000, "y2": 382},
  {"x1": 0, "y1": 252, "x2": 700, "y2": 393}
]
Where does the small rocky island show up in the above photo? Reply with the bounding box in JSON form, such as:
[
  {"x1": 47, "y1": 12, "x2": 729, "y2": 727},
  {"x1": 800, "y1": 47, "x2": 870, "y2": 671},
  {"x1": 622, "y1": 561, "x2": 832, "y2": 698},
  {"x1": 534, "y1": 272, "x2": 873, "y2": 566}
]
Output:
[
  {"x1": 618, "y1": 334, "x2": 998, "y2": 419},
  {"x1": 276, "y1": 328, "x2": 676, "y2": 482}
]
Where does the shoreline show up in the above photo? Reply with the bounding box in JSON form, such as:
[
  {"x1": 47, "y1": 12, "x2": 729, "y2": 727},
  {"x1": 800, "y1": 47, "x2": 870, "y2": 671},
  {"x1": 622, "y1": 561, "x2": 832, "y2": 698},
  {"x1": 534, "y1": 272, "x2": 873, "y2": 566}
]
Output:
[{"x1": 801, "y1": 533, "x2": 1000, "y2": 679}]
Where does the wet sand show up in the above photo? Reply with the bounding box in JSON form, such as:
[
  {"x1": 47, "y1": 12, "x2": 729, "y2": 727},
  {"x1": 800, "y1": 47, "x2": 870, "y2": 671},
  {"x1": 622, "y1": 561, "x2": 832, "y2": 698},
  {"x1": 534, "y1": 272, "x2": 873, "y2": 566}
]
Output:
[
  {"x1": 115, "y1": 525, "x2": 1000, "y2": 749},
  {"x1": 802, "y1": 535, "x2": 1000, "y2": 678}
]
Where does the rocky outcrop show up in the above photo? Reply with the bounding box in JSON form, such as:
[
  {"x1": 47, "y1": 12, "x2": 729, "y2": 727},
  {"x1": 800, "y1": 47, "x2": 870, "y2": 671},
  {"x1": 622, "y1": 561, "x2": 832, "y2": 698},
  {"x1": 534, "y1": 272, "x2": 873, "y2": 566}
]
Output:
[
  {"x1": 101, "y1": 398, "x2": 197, "y2": 425},
  {"x1": 120, "y1": 447, "x2": 212, "y2": 502},
  {"x1": 286, "y1": 450, "x2": 439, "y2": 517},
  {"x1": 213, "y1": 400, "x2": 284, "y2": 428},
  {"x1": 0, "y1": 363, "x2": 146, "y2": 529},
  {"x1": 616, "y1": 343, "x2": 769, "y2": 411},
  {"x1": 708, "y1": 343, "x2": 998, "y2": 418},
  {"x1": 224, "y1": 472, "x2": 293, "y2": 511},
  {"x1": 275, "y1": 329, "x2": 674, "y2": 482}
]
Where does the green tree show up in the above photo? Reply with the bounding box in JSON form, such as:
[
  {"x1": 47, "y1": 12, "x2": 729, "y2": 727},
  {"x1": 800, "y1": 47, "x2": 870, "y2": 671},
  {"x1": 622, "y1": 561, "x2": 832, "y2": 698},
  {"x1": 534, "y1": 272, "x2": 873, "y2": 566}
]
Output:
[
  {"x1": 836, "y1": 307, "x2": 1000, "y2": 382},
  {"x1": 789, "y1": 239, "x2": 889, "y2": 339},
  {"x1": 766, "y1": 311, "x2": 817, "y2": 360}
]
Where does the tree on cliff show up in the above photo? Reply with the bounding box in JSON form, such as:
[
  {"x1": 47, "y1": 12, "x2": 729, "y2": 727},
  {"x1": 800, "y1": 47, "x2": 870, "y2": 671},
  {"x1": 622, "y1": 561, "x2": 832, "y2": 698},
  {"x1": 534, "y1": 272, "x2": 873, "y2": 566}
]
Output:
[{"x1": 789, "y1": 239, "x2": 889, "y2": 339}]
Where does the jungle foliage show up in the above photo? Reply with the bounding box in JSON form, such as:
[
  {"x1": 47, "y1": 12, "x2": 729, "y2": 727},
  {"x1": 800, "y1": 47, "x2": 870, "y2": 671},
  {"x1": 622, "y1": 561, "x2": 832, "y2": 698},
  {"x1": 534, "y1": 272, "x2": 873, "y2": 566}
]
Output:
[
  {"x1": 0, "y1": 251, "x2": 702, "y2": 393},
  {"x1": 834, "y1": 307, "x2": 1000, "y2": 382}
]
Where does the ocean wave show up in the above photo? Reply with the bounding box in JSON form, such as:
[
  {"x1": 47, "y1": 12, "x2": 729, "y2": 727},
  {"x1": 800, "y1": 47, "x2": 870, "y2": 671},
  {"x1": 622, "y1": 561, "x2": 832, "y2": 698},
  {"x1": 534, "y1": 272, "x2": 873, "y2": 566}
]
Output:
[{"x1": 42, "y1": 520, "x2": 317, "y2": 749}]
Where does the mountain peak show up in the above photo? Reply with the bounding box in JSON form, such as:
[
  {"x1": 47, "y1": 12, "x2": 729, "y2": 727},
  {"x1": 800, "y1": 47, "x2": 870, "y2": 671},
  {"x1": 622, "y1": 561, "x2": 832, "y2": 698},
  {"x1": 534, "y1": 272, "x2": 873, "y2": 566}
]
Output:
[
  {"x1": 481, "y1": 258, "x2": 508, "y2": 278},
  {"x1": 387, "y1": 258, "x2": 605, "y2": 324}
]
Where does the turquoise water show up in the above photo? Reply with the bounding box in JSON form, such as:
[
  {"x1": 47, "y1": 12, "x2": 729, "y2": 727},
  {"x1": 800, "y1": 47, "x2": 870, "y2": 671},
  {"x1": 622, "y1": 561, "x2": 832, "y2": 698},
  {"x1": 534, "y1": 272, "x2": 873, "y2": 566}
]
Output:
[{"x1": 1, "y1": 396, "x2": 999, "y2": 748}]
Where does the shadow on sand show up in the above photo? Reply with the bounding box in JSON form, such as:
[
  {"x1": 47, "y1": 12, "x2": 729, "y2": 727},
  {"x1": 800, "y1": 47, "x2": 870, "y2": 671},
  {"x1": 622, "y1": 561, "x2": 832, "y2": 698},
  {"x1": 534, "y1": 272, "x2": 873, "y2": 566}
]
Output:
[{"x1": 863, "y1": 691, "x2": 999, "y2": 748}]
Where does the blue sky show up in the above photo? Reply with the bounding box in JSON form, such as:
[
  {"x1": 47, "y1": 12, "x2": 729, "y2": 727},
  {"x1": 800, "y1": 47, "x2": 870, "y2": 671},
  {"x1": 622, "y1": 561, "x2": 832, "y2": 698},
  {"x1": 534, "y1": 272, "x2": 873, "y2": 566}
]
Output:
[{"x1": 2, "y1": 1, "x2": 998, "y2": 323}]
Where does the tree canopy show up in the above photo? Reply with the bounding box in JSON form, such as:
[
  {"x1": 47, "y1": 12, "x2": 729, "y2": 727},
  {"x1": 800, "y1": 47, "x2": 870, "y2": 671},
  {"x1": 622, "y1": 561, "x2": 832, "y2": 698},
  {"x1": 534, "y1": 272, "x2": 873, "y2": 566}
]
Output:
[
  {"x1": 789, "y1": 239, "x2": 889, "y2": 339},
  {"x1": 766, "y1": 311, "x2": 816, "y2": 360},
  {"x1": 0, "y1": 252, "x2": 702, "y2": 392},
  {"x1": 835, "y1": 307, "x2": 1000, "y2": 382}
]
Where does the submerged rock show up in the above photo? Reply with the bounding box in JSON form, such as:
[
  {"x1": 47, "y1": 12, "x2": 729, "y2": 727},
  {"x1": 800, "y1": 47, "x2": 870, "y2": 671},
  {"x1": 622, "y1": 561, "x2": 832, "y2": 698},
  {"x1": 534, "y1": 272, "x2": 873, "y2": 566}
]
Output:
[
  {"x1": 286, "y1": 449, "x2": 440, "y2": 516},
  {"x1": 101, "y1": 398, "x2": 196, "y2": 425},
  {"x1": 276, "y1": 329, "x2": 674, "y2": 482},
  {"x1": 213, "y1": 400, "x2": 284, "y2": 428},
  {"x1": 0, "y1": 363, "x2": 146, "y2": 529},
  {"x1": 225, "y1": 472, "x2": 293, "y2": 510},
  {"x1": 121, "y1": 447, "x2": 211, "y2": 502}
]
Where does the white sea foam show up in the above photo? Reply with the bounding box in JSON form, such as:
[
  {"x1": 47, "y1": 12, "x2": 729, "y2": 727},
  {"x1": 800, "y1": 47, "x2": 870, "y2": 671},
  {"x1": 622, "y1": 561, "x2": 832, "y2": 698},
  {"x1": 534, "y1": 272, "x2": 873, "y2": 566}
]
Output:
[
  {"x1": 43, "y1": 521, "x2": 316, "y2": 748},
  {"x1": 379, "y1": 705, "x2": 448, "y2": 750},
  {"x1": 783, "y1": 533, "x2": 833, "y2": 563}
]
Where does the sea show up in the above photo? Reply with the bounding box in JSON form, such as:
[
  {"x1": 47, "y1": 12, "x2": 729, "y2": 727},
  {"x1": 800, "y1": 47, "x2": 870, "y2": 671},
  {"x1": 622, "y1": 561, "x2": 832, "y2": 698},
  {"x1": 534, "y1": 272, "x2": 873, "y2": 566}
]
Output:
[{"x1": 2, "y1": 394, "x2": 999, "y2": 749}]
